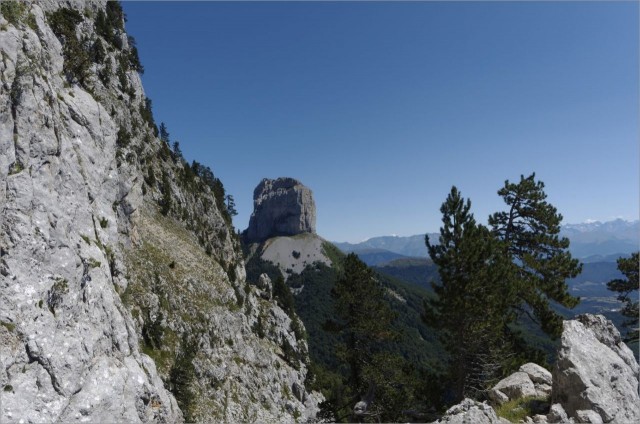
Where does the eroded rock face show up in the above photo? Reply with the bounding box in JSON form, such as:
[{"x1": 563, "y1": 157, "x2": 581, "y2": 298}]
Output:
[
  {"x1": 431, "y1": 398, "x2": 505, "y2": 424},
  {"x1": 0, "y1": 2, "x2": 180, "y2": 422},
  {"x1": 246, "y1": 178, "x2": 316, "y2": 242},
  {"x1": 552, "y1": 314, "x2": 640, "y2": 423},
  {"x1": 0, "y1": 2, "x2": 319, "y2": 423},
  {"x1": 489, "y1": 363, "x2": 552, "y2": 405}
]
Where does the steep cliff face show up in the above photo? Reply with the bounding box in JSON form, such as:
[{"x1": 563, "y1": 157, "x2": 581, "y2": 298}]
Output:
[
  {"x1": 246, "y1": 177, "x2": 316, "y2": 243},
  {"x1": 0, "y1": 2, "x2": 317, "y2": 422}
]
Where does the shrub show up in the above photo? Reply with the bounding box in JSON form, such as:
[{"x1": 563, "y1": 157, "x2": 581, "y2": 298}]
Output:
[
  {"x1": 160, "y1": 171, "x2": 172, "y2": 216},
  {"x1": 116, "y1": 126, "x2": 130, "y2": 148},
  {"x1": 1, "y1": 2, "x2": 27, "y2": 26},
  {"x1": 48, "y1": 8, "x2": 91, "y2": 86},
  {"x1": 128, "y1": 35, "x2": 144, "y2": 73},
  {"x1": 142, "y1": 310, "x2": 164, "y2": 351},
  {"x1": 95, "y1": 2, "x2": 125, "y2": 47},
  {"x1": 169, "y1": 336, "x2": 198, "y2": 421},
  {"x1": 8, "y1": 161, "x2": 24, "y2": 175},
  {"x1": 140, "y1": 97, "x2": 155, "y2": 129},
  {"x1": 47, "y1": 277, "x2": 69, "y2": 315},
  {"x1": 0, "y1": 321, "x2": 16, "y2": 332},
  {"x1": 92, "y1": 38, "x2": 106, "y2": 64}
]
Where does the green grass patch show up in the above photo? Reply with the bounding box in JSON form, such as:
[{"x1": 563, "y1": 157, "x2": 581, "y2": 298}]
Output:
[
  {"x1": 1, "y1": 2, "x2": 27, "y2": 26},
  {"x1": 321, "y1": 241, "x2": 345, "y2": 271},
  {"x1": 0, "y1": 321, "x2": 16, "y2": 332},
  {"x1": 495, "y1": 396, "x2": 549, "y2": 423}
]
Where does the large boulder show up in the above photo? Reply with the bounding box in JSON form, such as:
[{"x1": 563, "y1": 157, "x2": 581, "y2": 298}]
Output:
[
  {"x1": 431, "y1": 398, "x2": 508, "y2": 424},
  {"x1": 489, "y1": 363, "x2": 551, "y2": 405},
  {"x1": 490, "y1": 371, "x2": 538, "y2": 404},
  {"x1": 245, "y1": 178, "x2": 316, "y2": 242},
  {"x1": 552, "y1": 314, "x2": 640, "y2": 423}
]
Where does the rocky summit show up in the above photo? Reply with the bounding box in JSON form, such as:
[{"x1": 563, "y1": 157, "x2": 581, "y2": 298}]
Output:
[{"x1": 245, "y1": 177, "x2": 316, "y2": 242}]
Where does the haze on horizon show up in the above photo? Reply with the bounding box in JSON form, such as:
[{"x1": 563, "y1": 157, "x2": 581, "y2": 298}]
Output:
[{"x1": 124, "y1": 1, "x2": 638, "y2": 243}]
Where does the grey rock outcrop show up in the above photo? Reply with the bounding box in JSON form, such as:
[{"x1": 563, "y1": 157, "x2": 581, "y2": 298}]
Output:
[
  {"x1": 1, "y1": 2, "x2": 318, "y2": 423},
  {"x1": 552, "y1": 314, "x2": 640, "y2": 423},
  {"x1": 246, "y1": 177, "x2": 316, "y2": 242},
  {"x1": 490, "y1": 371, "x2": 538, "y2": 403},
  {"x1": 0, "y1": 3, "x2": 181, "y2": 422},
  {"x1": 490, "y1": 363, "x2": 552, "y2": 404},
  {"x1": 257, "y1": 273, "x2": 273, "y2": 299},
  {"x1": 431, "y1": 398, "x2": 507, "y2": 424},
  {"x1": 546, "y1": 403, "x2": 569, "y2": 423}
]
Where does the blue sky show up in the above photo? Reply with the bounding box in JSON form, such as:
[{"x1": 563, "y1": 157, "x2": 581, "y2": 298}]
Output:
[{"x1": 124, "y1": 1, "x2": 638, "y2": 243}]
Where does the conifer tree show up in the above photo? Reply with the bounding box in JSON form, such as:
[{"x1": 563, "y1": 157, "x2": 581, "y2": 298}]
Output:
[
  {"x1": 488, "y1": 173, "x2": 581, "y2": 339},
  {"x1": 172, "y1": 141, "x2": 183, "y2": 161},
  {"x1": 329, "y1": 253, "x2": 406, "y2": 421},
  {"x1": 159, "y1": 122, "x2": 170, "y2": 144},
  {"x1": 424, "y1": 187, "x2": 515, "y2": 401},
  {"x1": 607, "y1": 252, "x2": 639, "y2": 343},
  {"x1": 225, "y1": 195, "x2": 238, "y2": 217}
]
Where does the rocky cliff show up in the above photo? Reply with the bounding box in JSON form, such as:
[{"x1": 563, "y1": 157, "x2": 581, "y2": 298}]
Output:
[
  {"x1": 0, "y1": 2, "x2": 318, "y2": 422},
  {"x1": 553, "y1": 314, "x2": 639, "y2": 423},
  {"x1": 245, "y1": 177, "x2": 316, "y2": 243}
]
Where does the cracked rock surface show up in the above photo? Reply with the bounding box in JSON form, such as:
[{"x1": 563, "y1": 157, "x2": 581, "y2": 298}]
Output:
[{"x1": 0, "y1": 2, "x2": 319, "y2": 422}]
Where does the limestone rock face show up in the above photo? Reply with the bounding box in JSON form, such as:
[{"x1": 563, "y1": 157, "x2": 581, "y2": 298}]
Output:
[
  {"x1": 431, "y1": 398, "x2": 505, "y2": 424},
  {"x1": 0, "y1": 2, "x2": 180, "y2": 422},
  {"x1": 546, "y1": 403, "x2": 569, "y2": 423},
  {"x1": 490, "y1": 371, "x2": 538, "y2": 403},
  {"x1": 519, "y1": 363, "x2": 552, "y2": 387},
  {"x1": 552, "y1": 314, "x2": 640, "y2": 423},
  {"x1": 0, "y1": 2, "x2": 318, "y2": 423},
  {"x1": 246, "y1": 178, "x2": 316, "y2": 242},
  {"x1": 489, "y1": 363, "x2": 552, "y2": 406}
]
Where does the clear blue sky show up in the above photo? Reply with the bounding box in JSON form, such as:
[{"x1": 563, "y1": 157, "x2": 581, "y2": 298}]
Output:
[{"x1": 124, "y1": 1, "x2": 638, "y2": 243}]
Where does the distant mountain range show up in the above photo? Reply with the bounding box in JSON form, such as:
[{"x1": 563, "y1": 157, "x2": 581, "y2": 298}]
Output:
[
  {"x1": 333, "y1": 233, "x2": 438, "y2": 260},
  {"x1": 561, "y1": 219, "x2": 639, "y2": 260},
  {"x1": 334, "y1": 219, "x2": 638, "y2": 264}
]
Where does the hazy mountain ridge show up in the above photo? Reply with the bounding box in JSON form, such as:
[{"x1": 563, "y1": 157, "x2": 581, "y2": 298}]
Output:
[{"x1": 334, "y1": 219, "x2": 639, "y2": 261}]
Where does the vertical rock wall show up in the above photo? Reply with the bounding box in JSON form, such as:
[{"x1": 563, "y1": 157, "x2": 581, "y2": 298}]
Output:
[
  {"x1": 0, "y1": 2, "x2": 319, "y2": 422},
  {"x1": 246, "y1": 177, "x2": 316, "y2": 242}
]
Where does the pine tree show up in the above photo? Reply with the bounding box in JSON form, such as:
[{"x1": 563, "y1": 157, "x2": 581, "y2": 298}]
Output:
[
  {"x1": 172, "y1": 141, "x2": 183, "y2": 161},
  {"x1": 424, "y1": 186, "x2": 516, "y2": 401},
  {"x1": 607, "y1": 252, "x2": 639, "y2": 343},
  {"x1": 159, "y1": 122, "x2": 170, "y2": 144},
  {"x1": 225, "y1": 195, "x2": 238, "y2": 217},
  {"x1": 329, "y1": 253, "x2": 402, "y2": 421},
  {"x1": 488, "y1": 173, "x2": 581, "y2": 339}
]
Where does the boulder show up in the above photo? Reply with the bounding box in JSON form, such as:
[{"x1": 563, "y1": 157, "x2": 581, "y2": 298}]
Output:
[
  {"x1": 431, "y1": 398, "x2": 505, "y2": 424},
  {"x1": 257, "y1": 273, "x2": 272, "y2": 300},
  {"x1": 490, "y1": 371, "x2": 537, "y2": 404},
  {"x1": 519, "y1": 363, "x2": 552, "y2": 386},
  {"x1": 546, "y1": 403, "x2": 569, "y2": 423},
  {"x1": 575, "y1": 410, "x2": 603, "y2": 424},
  {"x1": 552, "y1": 314, "x2": 640, "y2": 423},
  {"x1": 245, "y1": 177, "x2": 316, "y2": 242}
]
